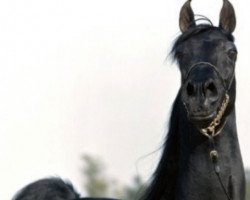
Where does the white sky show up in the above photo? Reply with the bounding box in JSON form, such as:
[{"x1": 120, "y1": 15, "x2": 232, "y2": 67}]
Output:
[{"x1": 0, "y1": 0, "x2": 250, "y2": 199}]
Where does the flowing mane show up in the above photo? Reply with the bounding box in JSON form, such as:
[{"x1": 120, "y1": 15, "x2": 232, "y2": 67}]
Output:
[{"x1": 141, "y1": 90, "x2": 182, "y2": 200}]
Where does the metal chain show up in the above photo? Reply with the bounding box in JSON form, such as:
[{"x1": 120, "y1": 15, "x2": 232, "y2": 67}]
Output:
[{"x1": 200, "y1": 93, "x2": 230, "y2": 137}]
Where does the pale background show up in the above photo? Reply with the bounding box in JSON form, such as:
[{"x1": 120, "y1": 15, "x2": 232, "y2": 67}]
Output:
[{"x1": 0, "y1": 0, "x2": 250, "y2": 199}]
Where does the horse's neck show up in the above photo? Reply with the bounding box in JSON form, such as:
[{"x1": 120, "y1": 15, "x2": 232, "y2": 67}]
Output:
[
  {"x1": 175, "y1": 106, "x2": 243, "y2": 200},
  {"x1": 142, "y1": 98, "x2": 242, "y2": 200}
]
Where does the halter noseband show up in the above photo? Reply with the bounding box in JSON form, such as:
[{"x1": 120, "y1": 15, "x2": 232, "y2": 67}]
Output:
[
  {"x1": 184, "y1": 62, "x2": 228, "y2": 90},
  {"x1": 184, "y1": 61, "x2": 235, "y2": 93}
]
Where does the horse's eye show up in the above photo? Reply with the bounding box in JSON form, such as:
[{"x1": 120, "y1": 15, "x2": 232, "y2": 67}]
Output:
[
  {"x1": 227, "y1": 49, "x2": 237, "y2": 61},
  {"x1": 176, "y1": 52, "x2": 184, "y2": 60}
]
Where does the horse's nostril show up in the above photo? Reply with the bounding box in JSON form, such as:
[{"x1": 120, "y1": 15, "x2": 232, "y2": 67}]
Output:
[
  {"x1": 205, "y1": 81, "x2": 218, "y2": 101},
  {"x1": 186, "y1": 82, "x2": 195, "y2": 96},
  {"x1": 207, "y1": 82, "x2": 216, "y2": 93}
]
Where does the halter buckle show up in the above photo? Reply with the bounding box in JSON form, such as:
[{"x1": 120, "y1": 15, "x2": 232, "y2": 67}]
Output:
[{"x1": 210, "y1": 150, "x2": 219, "y2": 163}]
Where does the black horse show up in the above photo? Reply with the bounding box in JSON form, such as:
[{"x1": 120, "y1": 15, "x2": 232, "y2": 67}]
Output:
[
  {"x1": 142, "y1": 0, "x2": 245, "y2": 199},
  {"x1": 12, "y1": 0, "x2": 245, "y2": 200}
]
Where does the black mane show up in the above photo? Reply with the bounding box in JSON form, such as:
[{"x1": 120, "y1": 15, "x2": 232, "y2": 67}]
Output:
[{"x1": 141, "y1": 90, "x2": 182, "y2": 200}]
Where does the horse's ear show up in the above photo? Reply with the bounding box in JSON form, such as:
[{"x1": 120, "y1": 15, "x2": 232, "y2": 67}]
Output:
[
  {"x1": 179, "y1": 0, "x2": 195, "y2": 33},
  {"x1": 219, "y1": 0, "x2": 236, "y2": 33}
]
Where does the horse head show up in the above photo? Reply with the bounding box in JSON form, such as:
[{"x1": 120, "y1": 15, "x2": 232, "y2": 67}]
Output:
[{"x1": 173, "y1": 0, "x2": 237, "y2": 130}]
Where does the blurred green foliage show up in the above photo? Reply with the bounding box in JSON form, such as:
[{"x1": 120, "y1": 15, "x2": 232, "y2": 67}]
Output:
[
  {"x1": 123, "y1": 175, "x2": 147, "y2": 200},
  {"x1": 81, "y1": 154, "x2": 146, "y2": 200},
  {"x1": 81, "y1": 155, "x2": 109, "y2": 197}
]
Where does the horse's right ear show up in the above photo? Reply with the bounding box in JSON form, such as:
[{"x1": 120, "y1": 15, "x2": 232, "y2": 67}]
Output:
[
  {"x1": 179, "y1": 0, "x2": 195, "y2": 33},
  {"x1": 219, "y1": 0, "x2": 236, "y2": 33}
]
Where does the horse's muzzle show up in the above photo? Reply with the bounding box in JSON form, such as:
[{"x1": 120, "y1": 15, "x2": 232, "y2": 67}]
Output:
[{"x1": 181, "y1": 63, "x2": 226, "y2": 127}]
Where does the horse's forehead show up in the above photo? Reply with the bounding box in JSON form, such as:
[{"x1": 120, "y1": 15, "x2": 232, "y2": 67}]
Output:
[{"x1": 187, "y1": 31, "x2": 228, "y2": 45}]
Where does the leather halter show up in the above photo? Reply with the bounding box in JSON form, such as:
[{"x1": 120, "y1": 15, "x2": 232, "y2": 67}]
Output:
[{"x1": 183, "y1": 61, "x2": 234, "y2": 136}]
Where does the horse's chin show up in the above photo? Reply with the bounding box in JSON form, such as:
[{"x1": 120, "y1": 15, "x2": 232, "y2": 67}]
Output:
[{"x1": 188, "y1": 111, "x2": 216, "y2": 128}]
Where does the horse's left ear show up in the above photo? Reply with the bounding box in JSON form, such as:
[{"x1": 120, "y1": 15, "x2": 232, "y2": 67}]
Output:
[
  {"x1": 179, "y1": 0, "x2": 195, "y2": 33},
  {"x1": 219, "y1": 0, "x2": 236, "y2": 33}
]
